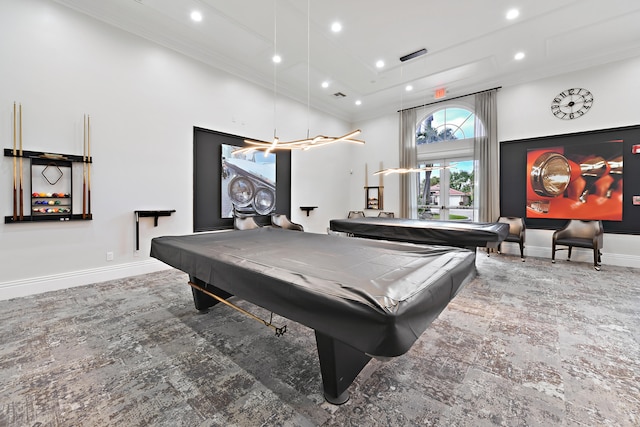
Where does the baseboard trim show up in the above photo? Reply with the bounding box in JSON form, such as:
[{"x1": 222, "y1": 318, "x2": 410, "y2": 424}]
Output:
[
  {"x1": 497, "y1": 244, "x2": 640, "y2": 268},
  {"x1": 0, "y1": 260, "x2": 172, "y2": 301}
]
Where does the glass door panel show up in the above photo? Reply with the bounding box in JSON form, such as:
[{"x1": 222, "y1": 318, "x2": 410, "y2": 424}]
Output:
[
  {"x1": 417, "y1": 161, "x2": 441, "y2": 219},
  {"x1": 446, "y1": 159, "x2": 475, "y2": 221},
  {"x1": 416, "y1": 158, "x2": 475, "y2": 221}
]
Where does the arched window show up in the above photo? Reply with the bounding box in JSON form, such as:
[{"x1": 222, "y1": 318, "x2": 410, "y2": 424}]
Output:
[
  {"x1": 416, "y1": 107, "x2": 481, "y2": 144},
  {"x1": 413, "y1": 105, "x2": 483, "y2": 221}
]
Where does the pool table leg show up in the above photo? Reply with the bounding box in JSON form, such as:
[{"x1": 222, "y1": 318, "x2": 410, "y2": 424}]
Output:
[
  {"x1": 189, "y1": 276, "x2": 234, "y2": 311},
  {"x1": 315, "y1": 331, "x2": 372, "y2": 405}
]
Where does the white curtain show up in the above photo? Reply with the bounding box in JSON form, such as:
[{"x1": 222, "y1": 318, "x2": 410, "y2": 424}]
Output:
[
  {"x1": 399, "y1": 108, "x2": 417, "y2": 218},
  {"x1": 474, "y1": 90, "x2": 500, "y2": 222}
]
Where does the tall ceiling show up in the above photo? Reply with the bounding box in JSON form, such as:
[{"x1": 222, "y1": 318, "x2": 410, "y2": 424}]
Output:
[{"x1": 52, "y1": 0, "x2": 640, "y2": 122}]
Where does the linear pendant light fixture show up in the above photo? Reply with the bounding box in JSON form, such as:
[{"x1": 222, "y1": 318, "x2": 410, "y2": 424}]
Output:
[
  {"x1": 238, "y1": 0, "x2": 364, "y2": 155},
  {"x1": 374, "y1": 164, "x2": 457, "y2": 176},
  {"x1": 239, "y1": 130, "x2": 363, "y2": 155}
]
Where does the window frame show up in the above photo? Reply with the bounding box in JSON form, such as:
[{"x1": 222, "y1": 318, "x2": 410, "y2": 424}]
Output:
[
  {"x1": 412, "y1": 101, "x2": 484, "y2": 221},
  {"x1": 416, "y1": 102, "x2": 480, "y2": 160},
  {"x1": 417, "y1": 106, "x2": 476, "y2": 144}
]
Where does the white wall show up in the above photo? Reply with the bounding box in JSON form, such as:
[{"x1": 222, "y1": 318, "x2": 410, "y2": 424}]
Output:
[
  {"x1": 0, "y1": 0, "x2": 352, "y2": 299},
  {"x1": 354, "y1": 56, "x2": 640, "y2": 267},
  {"x1": 498, "y1": 58, "x2": 640, "y2": 141},
  {"x1": 348, "y1": 114, "x2": 400, "y2": 217}
]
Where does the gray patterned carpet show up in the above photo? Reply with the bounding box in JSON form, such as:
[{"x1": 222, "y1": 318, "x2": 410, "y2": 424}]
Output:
[{"x1": 1, "y1": 252, "x2": 638, "y2": 426}]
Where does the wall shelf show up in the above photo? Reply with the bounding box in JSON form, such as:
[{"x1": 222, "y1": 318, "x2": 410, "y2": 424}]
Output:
[
  {"x1": 135, "y1": 210, "x2": 175, "y2": 250},
  {"x1": 300, "y1": 206, "x2": 317, "y2": 216}
]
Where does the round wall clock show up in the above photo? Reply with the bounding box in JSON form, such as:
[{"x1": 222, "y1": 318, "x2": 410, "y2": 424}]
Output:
[{"x1": 550, "y1": 88, "x2": 593, "y2": 120}]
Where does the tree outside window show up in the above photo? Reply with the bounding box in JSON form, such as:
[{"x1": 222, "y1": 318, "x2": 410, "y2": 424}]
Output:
[{"x1": 416, "y1": 107, "x2": 475, "y2": 144}]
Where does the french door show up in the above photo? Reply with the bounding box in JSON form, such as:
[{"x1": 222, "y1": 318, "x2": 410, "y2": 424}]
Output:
[{"x1": 416, "y1": 157, "x2": 476, "y2": 221}]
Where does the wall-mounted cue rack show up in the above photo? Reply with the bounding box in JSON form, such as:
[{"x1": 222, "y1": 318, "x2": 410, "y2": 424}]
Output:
[{"x1": 4, "y1": 104, "x2": 93, "y2": 223}]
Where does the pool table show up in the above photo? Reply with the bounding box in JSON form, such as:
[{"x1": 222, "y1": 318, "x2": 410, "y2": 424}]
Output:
[
  {"x1": 150, "y1": 227, "x2": 476, "y2": 404},
  {"x1": 329, "y1": 217, "x2": 509, "y2": 251}
]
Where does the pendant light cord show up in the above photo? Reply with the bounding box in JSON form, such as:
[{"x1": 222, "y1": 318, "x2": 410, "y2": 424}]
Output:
[
  {"x1": 273, "y1": 0, "x2": 278, "y2": 140},
  {"x1": 306, "y1": 0, "x2": 310, "y2": 139}
]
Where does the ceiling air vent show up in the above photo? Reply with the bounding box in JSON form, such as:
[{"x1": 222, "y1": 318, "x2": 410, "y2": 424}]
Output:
[
  {"x1": 333, "y1": 92, "x2": 346, "y2": 98},
  {"x1": 400, "y1": 48, "x2": 427, "y2": 62}
]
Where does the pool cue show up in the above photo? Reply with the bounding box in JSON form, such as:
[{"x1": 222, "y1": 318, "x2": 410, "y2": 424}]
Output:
[
  {"x1": 19, "y1": 103, "x2": 24, "y2": 220},
  {"x1": 87, "y1": 115, "x2": 91, "y2": 217},
  {"x1": 12, "y1": 102, "x2": 17, "y2": 221},
  {"x1": 187, "y1": 281, "x2": 287, "y2": 336},
  {"x1": 82, "y1": 115, "x2": 87, "y2": 219}
]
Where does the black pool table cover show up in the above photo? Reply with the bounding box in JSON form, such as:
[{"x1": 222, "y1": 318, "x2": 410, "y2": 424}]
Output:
[
  {"x1": 150, "y1": 227, "x2": 476, "y2": 402},
  {"x1": 329, "y1": 217, "x2": 509, "y2": 248}
]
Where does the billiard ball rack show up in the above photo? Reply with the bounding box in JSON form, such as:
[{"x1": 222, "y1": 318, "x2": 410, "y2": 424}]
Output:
[
  {"x1": 4, "y1": 149, "x2": 93, "y2": 223},
  {"x1": 4, "y1": 107, "x2": 93, "y2": 224}
]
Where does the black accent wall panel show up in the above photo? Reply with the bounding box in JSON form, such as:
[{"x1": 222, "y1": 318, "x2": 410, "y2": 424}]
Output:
[
  {"x1": 193, "y1": 127, "x2": 291, "y2": 232},
  {"x1": 500, "y1": 124, "x2": 640, "y2": 234}
]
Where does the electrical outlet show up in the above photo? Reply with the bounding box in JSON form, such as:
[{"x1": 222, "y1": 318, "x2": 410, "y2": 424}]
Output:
[{"x1": 106, "y1": 252, "x2": 114, "y2": 261}]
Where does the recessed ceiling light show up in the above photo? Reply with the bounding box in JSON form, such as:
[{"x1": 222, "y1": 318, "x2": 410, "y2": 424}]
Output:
[
  {"x1": 321, "y1": 81, "x2": 329, "y2": 89},
  {"x1": 514, "y1": 52, "x2": 525, "y2": 60},
  {"x1": 376, "y1": 60, "x2": 385, "y2": 69},
  {"x1": 272, "y1": 54, "x2": 282, "y2": 63},
  {"x1": 405, "y1": 85, "x2": 413, "y2": 92},
  {"x1": 355, "y1": 100, "x2": 362, "y2": 106},
  {"x1": 506, "y1": 9, "x2": 519, "y2": 20},
  {"x1": 190, "y1": 10, "x2": 203, "y2": 22},
  {"x1": 331, "y1": 22, "x2": 342, "y2": 33}
]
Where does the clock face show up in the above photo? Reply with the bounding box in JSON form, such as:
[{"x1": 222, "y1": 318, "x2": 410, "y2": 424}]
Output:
[{"x1": 550, "y1": 88, "x2": 594, "y2": 120}]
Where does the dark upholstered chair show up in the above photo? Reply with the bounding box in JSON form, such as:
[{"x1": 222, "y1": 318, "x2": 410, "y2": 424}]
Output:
[
  {"x1": 377, "y1": 211, "x2": 394, "y2": 218},
  {"x1": 497, "y1": 216, "x2": 526, "y2": 261},
  {"x1": 234, "y1": 216, "x2": 260, "y2": 230},
  {"x1": 271, "y1": 214, "x2": 304, "y2": 231},
  {"x1": 348, "y1": 211, "x2": 365, "y2": 218},
  {"x1": 552, "y1": 220, "x2": 603, "y2": 270}
]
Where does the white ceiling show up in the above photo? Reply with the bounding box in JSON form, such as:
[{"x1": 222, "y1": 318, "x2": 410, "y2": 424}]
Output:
[{"x1": 52, "y1": 0, "x2": 640, "y2": 122}]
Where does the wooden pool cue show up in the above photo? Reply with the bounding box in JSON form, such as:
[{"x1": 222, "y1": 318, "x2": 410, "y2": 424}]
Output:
[
  {"x1": 12, "y1": 102, "x2": 17, "y2": 221},
  {"x1": 87, "y1": 115, "x2": 91, "y2": 217},
  {"x1": 19, "y1": 103, "x2": 24, "y2": 220},
  {"x1": 188, "y1": 281, "x2": 287, "y2": 336},
  {"x1": 82, "y1": 114, "x2": 87, "y2": 219}
]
